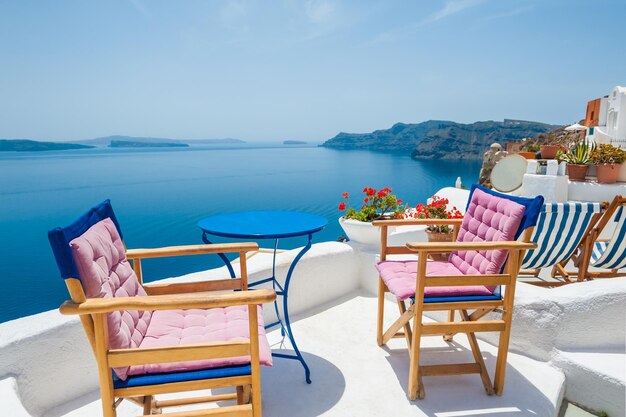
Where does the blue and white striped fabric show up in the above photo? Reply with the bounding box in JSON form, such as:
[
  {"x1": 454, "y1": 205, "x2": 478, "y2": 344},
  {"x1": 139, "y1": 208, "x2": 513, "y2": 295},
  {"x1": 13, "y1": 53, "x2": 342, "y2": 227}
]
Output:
[
  {"x1": 590, "y1": 242, "x2": 610, "y2": 265},
  {"x1": 591, "y1": 206, "x2": 626, "y2": 269},
  {"x1": 521, "y1": 202, "x2": 602, "y2": 270}
]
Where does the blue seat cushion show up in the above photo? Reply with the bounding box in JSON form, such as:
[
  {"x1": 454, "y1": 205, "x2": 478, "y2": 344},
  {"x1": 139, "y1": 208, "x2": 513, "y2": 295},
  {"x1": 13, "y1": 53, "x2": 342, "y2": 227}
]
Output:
[
  {"x1": 411, "y1": 286, "x2": 502, "y2": 304},
  {"x1": 420, "y1": 294, "x2": 502, "y2": 303},
  {"x1": 113, "y1": 364, "x2": 252, "y2": 389}
]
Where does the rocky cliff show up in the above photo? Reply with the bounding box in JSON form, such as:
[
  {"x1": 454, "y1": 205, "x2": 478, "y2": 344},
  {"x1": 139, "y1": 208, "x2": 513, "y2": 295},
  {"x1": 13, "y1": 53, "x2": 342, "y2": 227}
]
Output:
[{"x1": 321, "y1": 119, "x2": 559, "y2": 160}]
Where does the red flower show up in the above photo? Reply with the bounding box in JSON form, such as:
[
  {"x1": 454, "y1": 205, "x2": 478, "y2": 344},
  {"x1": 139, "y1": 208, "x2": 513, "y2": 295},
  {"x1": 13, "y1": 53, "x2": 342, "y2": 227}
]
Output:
[
  {"x1": 364, "y1": 198, "x2": 369, "y2": 203},
  {"x1": 397, "y1": 199, "x2": 403, "y2": 204},
  {"x1": 338, "y1": 202, "x2": 346, "y2": 211},
  {"x1": 377, "y1": 190, "x2": 386, "y2": 198},
  {"x1": 365, "y1": 187, "x2": 376, "y2": 197},
  {"x1": 342, "y1": 192, "x2": 349, "y2": 199}
]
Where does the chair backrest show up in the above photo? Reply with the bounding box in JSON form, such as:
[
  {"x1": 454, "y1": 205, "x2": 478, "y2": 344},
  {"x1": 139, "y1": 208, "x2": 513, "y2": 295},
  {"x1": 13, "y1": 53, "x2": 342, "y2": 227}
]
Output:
[
  {"x1": 48, "y1": 201, "x2": 150, "y2": 380},
  {"x1": 593, "y1": 203, "x2": 626, "y2": 269},
  {"x1": 521, "y1": 202, "x2": 603, "y2": 270},
  {"x1": 48, "y1": 199, "x2": 124, "y2": 280},
  {"x1": 449, "y1": 185, "x2": 543, "y2": 275}
]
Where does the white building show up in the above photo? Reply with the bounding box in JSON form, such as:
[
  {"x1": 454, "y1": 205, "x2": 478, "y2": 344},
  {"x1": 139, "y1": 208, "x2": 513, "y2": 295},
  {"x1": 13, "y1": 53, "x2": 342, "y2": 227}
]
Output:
[
  {"x1": 585, "y1": 86, "x2": 626, "y2": 180},
  {"x1": 586, "y1": 86, "x2": 626, "y2": 146},
  {"x1": 606, "y1": 86, "x2": 626, "y2": 145}
]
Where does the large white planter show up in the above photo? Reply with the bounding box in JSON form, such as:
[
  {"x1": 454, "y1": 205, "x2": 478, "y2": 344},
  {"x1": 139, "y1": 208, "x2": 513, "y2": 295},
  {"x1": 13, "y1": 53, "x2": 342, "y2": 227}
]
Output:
[{"x1": 338, "y1": 217, "x2": 394, "y2": 246}]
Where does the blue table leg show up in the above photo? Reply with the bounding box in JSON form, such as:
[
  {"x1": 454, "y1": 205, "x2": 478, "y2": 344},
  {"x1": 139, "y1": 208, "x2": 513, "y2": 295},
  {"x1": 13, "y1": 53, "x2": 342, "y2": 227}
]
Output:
[
  {"x1": 201, "y1": 232, "x2": 236, "y2": 278},
  {"x1": 272, "y1": 234, "x2": 313, "y2": 384},
  {"x1": 270, "y1": 239, "x2": 286, "y2": 337},
  {"x1": 204, "y1": 231, "x2": 313, "y2": 383}
]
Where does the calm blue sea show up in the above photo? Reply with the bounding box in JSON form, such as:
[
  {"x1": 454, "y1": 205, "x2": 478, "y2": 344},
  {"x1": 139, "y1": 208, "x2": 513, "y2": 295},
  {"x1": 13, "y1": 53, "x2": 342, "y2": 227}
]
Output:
[{"x1": 0, "y1": 145, "x2": 480, "y2": 322}]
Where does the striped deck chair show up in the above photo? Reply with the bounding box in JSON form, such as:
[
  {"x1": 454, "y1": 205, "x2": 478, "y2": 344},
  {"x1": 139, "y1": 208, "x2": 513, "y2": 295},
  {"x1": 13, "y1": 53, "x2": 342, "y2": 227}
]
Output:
[
  {"x1": 580, "y1": 195, "x2": 626, "y2": 279},
  {"x1": 520, "y1": 202, "x2": 605, "y2": 285}
]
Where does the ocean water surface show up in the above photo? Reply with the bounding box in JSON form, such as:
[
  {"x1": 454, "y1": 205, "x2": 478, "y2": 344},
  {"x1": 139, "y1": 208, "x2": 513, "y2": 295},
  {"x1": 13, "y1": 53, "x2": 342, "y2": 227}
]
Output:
[{"x1": 0, "y1": 145, "x2": 480, "y2": 322}]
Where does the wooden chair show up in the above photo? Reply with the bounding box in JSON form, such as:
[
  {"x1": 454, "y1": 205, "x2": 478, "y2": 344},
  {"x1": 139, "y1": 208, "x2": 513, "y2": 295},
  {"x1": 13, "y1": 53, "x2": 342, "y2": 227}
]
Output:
[
  {"x1": 519, "y1": 201, "x2": 606, "y2": 285},
  {"x1": 48, "y1": 200, "x2": 275, "y2": 417},
  {"x1": 562, "y1": 195, "x2": 626, "y2": 280},
  {"x1": 374, "y1": 185, "x2": 542, "y2": 400}
]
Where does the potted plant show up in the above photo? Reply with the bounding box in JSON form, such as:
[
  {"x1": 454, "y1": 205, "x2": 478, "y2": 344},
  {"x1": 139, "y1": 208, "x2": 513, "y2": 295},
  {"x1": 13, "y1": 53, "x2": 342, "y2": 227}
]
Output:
[
  {"x1": 516, "y1": 150, "x2": 536, "y2": 160},
  {"x1": 540, "y1": 144, "x2": 562, "y2": 159},
  {"x1": 517, "y1": 144, "x2": 539, "y2": 160},
  {"x1": 407, "y1": 196, "x2": 463, "y2": 260},
  {"x1": 338, "y1": 187, "x2": 406, "y2": 245},
  {"x1": 557, "y1": 140, "x2": 595, "y2": 182},
  {"x1": 590, "y1": 144, "x2": 626, "y2": 184}
]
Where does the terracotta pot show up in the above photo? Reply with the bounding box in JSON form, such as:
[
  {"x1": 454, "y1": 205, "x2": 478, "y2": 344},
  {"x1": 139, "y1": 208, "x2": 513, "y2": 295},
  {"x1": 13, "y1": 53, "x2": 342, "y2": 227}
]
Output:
[
  {"x1": 596, "y1": 163, "x2": 623, "y2": 184},
  {"x1": 516, "y1": 151, "x2": 536, "y2": 160},
  {"x1": 567, "y1": 164, "x2": 589, "y2": 182},
  {"x1": 425, "y1": 230, "x2": 454, "y2": 261},
  {"x1": 540, "y1": 145, "x2": 561, "y2": 159}
]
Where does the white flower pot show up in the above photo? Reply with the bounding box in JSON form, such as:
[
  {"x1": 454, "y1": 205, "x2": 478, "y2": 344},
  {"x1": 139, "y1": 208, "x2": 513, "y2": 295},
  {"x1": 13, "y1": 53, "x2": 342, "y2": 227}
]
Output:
[{"x1": 338, "y1": 217, "x2": 395, "y2": 246}]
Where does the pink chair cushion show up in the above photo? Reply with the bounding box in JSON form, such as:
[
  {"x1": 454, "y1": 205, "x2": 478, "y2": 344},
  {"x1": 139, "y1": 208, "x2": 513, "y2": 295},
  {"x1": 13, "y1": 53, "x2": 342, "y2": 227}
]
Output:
[
  {"x1": 377, "y1": 188, "x2": 525, "y2": 301},
  {"x1": 70, "y1": 218, "x2": 152, "y2": 380},
  {"x1": 71, "y1": 218, "x2": 272, "y2": 381},
  {"x1": 128, "y1": 305, "x2": 272, "y2": 377},
  {"x1": 449, "y1": 187, "x2": 525, "y2": 275},
  {"x1": 376, "y1": 260, "x2": 495, "y2": 301}
]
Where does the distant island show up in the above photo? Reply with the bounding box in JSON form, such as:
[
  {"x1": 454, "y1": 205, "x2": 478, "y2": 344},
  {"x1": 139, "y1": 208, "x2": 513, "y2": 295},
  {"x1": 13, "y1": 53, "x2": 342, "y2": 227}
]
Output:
[
  {"x1": 283, "y1": 140, "x2": 307, "y2": 145},
  {"x1": 0, "y1": 135, "x2": 248, "y2": 152},
  {"x1": 0, "y1": 139, "x2": 94, "y2": 152},
  {"x1": 109, "y1": 140, "x2": 189, "y2": 148},
  {"x1": 321, "y1": 119, "x2": 560, "y2": 160}
]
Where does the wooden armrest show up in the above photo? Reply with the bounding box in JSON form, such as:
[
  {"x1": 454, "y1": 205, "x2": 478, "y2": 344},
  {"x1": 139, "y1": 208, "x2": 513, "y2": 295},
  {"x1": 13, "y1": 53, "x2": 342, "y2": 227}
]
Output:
[
  {"x1": 406, "y1": 241, "x2": 536, "y2": 252},
  {"x1": 59, "y1": 289, "x2": 276, "y2": 315},
  {"x1": 143, "y1": 278, "x2": 243, "y2": 295},
  {"x1": 125, "y1": 242, "x2": 259, "y2": 260},
  {"x1": 372, "y1": 218, "x2": 464, "y2": 226}
]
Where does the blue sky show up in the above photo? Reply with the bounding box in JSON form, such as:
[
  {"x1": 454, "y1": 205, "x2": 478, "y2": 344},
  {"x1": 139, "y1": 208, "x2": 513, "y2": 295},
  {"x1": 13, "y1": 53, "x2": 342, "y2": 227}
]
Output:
[{"x1": 1, "y1": 0, "x2": 625, "y2": 142}]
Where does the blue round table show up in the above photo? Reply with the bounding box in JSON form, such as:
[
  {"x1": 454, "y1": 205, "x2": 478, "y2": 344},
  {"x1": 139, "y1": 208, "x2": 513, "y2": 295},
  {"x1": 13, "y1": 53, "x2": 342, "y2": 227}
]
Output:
[{"x1": 197, "y1": 210, "x2": 328, "y2": 384}]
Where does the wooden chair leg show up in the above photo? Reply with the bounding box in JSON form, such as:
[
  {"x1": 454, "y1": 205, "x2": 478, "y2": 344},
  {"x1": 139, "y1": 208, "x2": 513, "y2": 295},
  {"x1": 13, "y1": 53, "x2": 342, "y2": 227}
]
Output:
[
  {"x1": 377, "y1": 277, "x2": 386, "y2": 346},
  {"x1": 142, "y1": 396, "x2": 151, "y2": 415},
  {"x1": 243, "y1": 384, "x2": 251, "y2": 404},
  {"x1": 408, "y1": 313, "x2": 424, "y2": 400},
  {"x1": 398, "y1": 299, "x2": 413, "y2": 349},
  {"x1": 251, "y1": 382, "x2": 261, "y2": 417},
  {"x1": 460, "y1": 310, "x2": 494, "y2": 395},
  {"x1": 236, "y1": 386, "x2": 245, "y2": 405},
  {"x1": 443, "y1": 309, "x2": 455, "y2": 342},
  {"x1": 494, "y1": 301, "x2": 515, "y2": 395}
]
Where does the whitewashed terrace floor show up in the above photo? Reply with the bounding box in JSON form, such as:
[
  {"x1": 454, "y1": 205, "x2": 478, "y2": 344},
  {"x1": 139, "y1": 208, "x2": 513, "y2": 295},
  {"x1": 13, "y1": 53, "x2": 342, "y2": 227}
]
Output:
[{"x1": 51, "y1": 292, "x2": 564, "y2": 417}]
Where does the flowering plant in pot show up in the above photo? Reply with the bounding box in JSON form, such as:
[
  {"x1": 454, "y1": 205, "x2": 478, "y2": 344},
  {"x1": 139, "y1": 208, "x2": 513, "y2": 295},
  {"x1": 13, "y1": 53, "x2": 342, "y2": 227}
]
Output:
[
  {"x1": 557, "y1": 140, "x2": 595, "y2": 182},
  {"x1": 338, "y1": 187, "x2": 406, "y2": 245},
  {"x1": 589, "y1": 144, "x2": 626, "y2": 184},
  {"x1": 406, "y1": 196, "x2": 464, "y2": 260}
]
